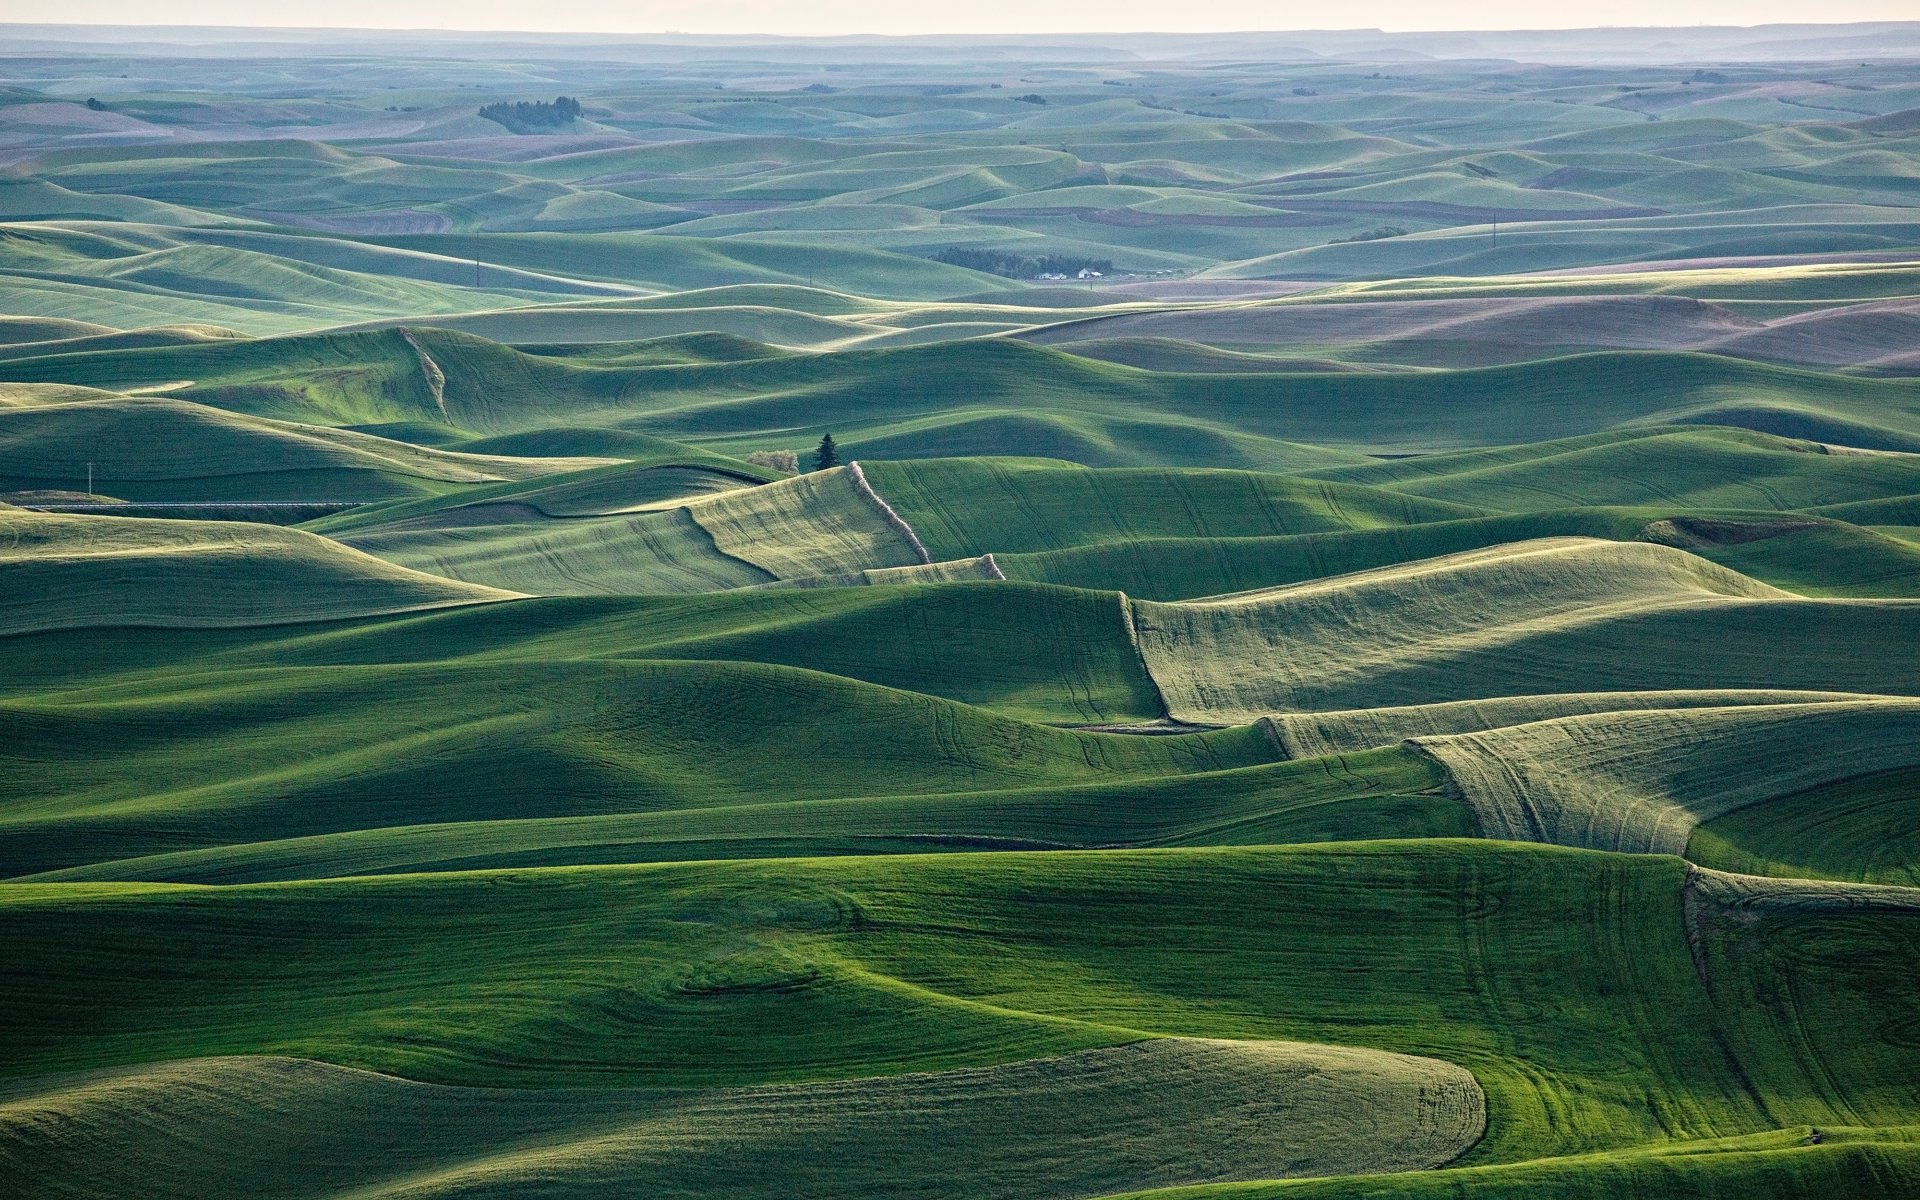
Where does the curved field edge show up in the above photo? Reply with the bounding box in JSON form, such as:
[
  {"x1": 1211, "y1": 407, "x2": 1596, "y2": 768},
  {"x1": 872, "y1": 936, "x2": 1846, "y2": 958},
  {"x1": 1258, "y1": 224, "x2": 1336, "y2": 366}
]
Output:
[
  {"x1": 1687, "y1": 764, "x2": 1920, "y2": 887},
  {"x1": 1, "y1": 844, "x2": 1914, "y2": 1168},
  {"x1": 1411, "y1": 700, "x2": 1920, "y2": 856},
  {"x1": 0, "y1": 1040, "x2": 1484, "y2": 1200}
]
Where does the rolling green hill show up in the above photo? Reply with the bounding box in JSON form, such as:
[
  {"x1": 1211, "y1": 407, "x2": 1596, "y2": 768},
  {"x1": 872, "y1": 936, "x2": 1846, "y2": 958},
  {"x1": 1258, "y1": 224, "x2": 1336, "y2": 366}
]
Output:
[
  {"x1": 1413, "y1": 700, "x2": 1920, "y2": 860},
  {"x1": 1308, "y1": 427, "x2": 1920, "y2": 512},
  {"x1": 3, "y1": 844, "x2": 1915, "y2": 1190},
  {"x1": 990, "y1": 508, "x2": 1920, "y2": 600},
  {"x1": 1127, "y1": 538, "x2": 1920, "y2": 720},
  {"x1": 0, "y1": 392, "x2": 606, "y2": 502},
  {"x1": 1688, "y1": 764, "x2": 1920, "y2": 887},
  {"x1": 0, "y1": 658, "x2": 1270, "y2": 878},
  {"x1": 0, "y1": 508, "x2": 512, "y2": 636},
  {"x1": 10, "y1": 325, "x2": 1920, "y2": 463},
  {"x1": 6, "y1": 43, "x2": 1920, "y2": 1200},
  {"x1": 0, "y1": 1039, "x2": 1483, "y2": 1200}
]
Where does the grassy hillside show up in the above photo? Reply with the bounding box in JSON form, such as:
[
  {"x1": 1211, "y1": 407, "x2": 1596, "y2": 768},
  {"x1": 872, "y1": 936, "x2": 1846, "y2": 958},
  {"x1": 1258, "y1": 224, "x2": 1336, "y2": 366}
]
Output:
[
  {"x1": 0, "y1": 392, "x2": 603, "y2": 502},
  {"x1": 1688, "y1": 764, "x2": 1920, "y2": 887},
  {"x1": 0, "y1": 1040, "x2": 1482, "y2": 1200},
  {"x1": 9, "y1": 744, "x2": 1457, "y2": 885},
  {"x1": 0, "y1": 658, "x2": 1270, "y2": 877},
  {"x1": 2, "y1": 844, "x2": 1915, "y2": 1173},
  {"x1": 1309, "y1": 427, "x2": 1920, "y2": 513},
  {"x1": 1263, "y1": 690, "x2": 1881, "y2": 760},
  {"x1": 1126, "y1": 538, "x2": 1920, "y2": 721},
  {"x1": 0, "y1": 509, "x2": 512, "y2": 636},
  {"x1": 992, "y1": 509, "x2": 1920, "y2": 600},
  {"x1": 11, "y1": 326, "x2": 1920, "y2": 462},
  {"x1": 860, "y1": 458, "x2": 1479, "y2": 560},
  {"x1": 1414, "y1": 700, "x2": 1920, "y2": 858},
  {"x1": 7, "y1": 46, "x2": 1920, "y2": 1200}
]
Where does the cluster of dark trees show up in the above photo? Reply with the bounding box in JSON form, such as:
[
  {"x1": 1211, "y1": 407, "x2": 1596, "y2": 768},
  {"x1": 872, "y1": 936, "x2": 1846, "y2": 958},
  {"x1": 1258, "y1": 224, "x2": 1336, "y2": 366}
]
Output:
[
  {"x1": 929, "y1": 248, "x2": 1114, "y2": 279},
  {"x1": 1330, "y1": 225, "x2": 1408, "y2": 244},
  {"x1": 478, "y1": 96, "x2": 583, "y2": 133}
]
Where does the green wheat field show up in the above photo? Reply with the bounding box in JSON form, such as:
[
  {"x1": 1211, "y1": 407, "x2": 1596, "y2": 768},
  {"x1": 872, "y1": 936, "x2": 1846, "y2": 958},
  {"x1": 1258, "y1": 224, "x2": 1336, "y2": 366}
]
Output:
[{"x1": 3, "y1": 22, "x2": 1920, "y2": 1198}]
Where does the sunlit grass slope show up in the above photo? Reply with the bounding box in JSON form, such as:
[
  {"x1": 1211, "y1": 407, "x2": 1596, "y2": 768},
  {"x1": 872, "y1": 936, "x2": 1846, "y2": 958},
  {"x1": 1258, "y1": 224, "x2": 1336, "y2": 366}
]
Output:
[
  {"x1": 991, "y1": 508, "x2": 1920, "y2": 601},
  {"x1": 1126, "y1": 538, "x2": 1920, "y2": 721},
  {"x1": 1262, "y1": 690, "x2": 1883, "y2": 760},
  {"x1": 0, "y1": 509, "x2": 512, "y2": 636},
  {"x1": 1413, "y1": 699, "x2": 1920, "y2": 858},
  {"x1": 0, "y1": 1039, "x2": 1482, "y2": 1200},
  {"x1": 322, "y1": 465, "x2": 926, "y2": 594},
  {"x1": 334, "y1": 507, "x2": 782, "y2": 595}
]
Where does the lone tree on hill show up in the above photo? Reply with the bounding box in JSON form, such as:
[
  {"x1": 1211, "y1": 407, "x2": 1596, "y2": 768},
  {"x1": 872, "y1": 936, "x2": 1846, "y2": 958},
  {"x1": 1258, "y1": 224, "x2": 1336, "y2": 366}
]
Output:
[{"x1": 813, "y1": 433, "x2": 839, "y2": 471}]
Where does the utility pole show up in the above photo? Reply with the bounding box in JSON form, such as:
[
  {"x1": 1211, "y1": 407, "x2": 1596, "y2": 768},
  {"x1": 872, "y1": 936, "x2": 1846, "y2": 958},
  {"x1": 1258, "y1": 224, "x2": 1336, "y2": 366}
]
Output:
[{"x1": 87, "y1": 461, "x2": 93, "y2": 498}]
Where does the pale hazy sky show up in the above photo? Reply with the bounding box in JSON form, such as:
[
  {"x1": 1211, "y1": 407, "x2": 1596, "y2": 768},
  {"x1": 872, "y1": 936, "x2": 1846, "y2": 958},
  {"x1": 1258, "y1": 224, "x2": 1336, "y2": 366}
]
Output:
[{"x1": 9, "y1": 1, "x2": 1918, "y2": 36}]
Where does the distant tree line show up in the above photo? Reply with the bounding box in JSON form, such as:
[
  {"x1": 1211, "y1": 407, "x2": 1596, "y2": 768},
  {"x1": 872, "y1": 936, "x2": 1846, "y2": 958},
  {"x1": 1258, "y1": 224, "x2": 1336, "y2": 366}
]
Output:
[
  {"x1": 1329, "y1": 226, "x2": 1408, "y2": 244},
  {"x1": 930, "y1": 248, "x2": 1114, "y2": 279},
  {"x1": 478, "y1": 96, "x2": 583, "y2": 133}
]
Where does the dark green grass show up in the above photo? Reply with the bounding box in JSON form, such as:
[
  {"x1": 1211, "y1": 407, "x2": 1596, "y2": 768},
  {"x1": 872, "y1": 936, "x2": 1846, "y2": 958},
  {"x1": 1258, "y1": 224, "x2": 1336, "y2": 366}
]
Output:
[
  {"x1": 1674, "y1": 520, "x2": 1920, "y2": 598},
  {"x1": 234, "y1": 582, "x2": 1162, "y2": 724},
  {"x1": 0, "y1": 582, "x2": 1153, "y2": 724},
  {"x1": 833, "y1": 409, "x2": 1371, "y2": 473},
  {"x1": 1806, "y1": 494, "x2": 1920, "y2": 526},
  {"x1": 18, "y1": 745, "x2": 1460, "y2": 884},
  {"x1": 6, "y1": 59, "x2": 1920, "y2": 1200},
  {"x1": 1128, "y1": 1126, "x2": 1920, "y2": 1199},
  {"x1": 0, "y1": 657, "x2": 1269, "y2": 878},
  {"x1": 1687, "y1": 765, "x2": 1920, "y2": 887},
  {"x1": 858, "y1": 458, "x2": 1479, "y2": 561},
  {"x1": 2, "y1": 844, "x2": 1914, "y2": 1168},
  {"x1": 0, "y1": 394, "x2": 589, "y2": 503}
]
